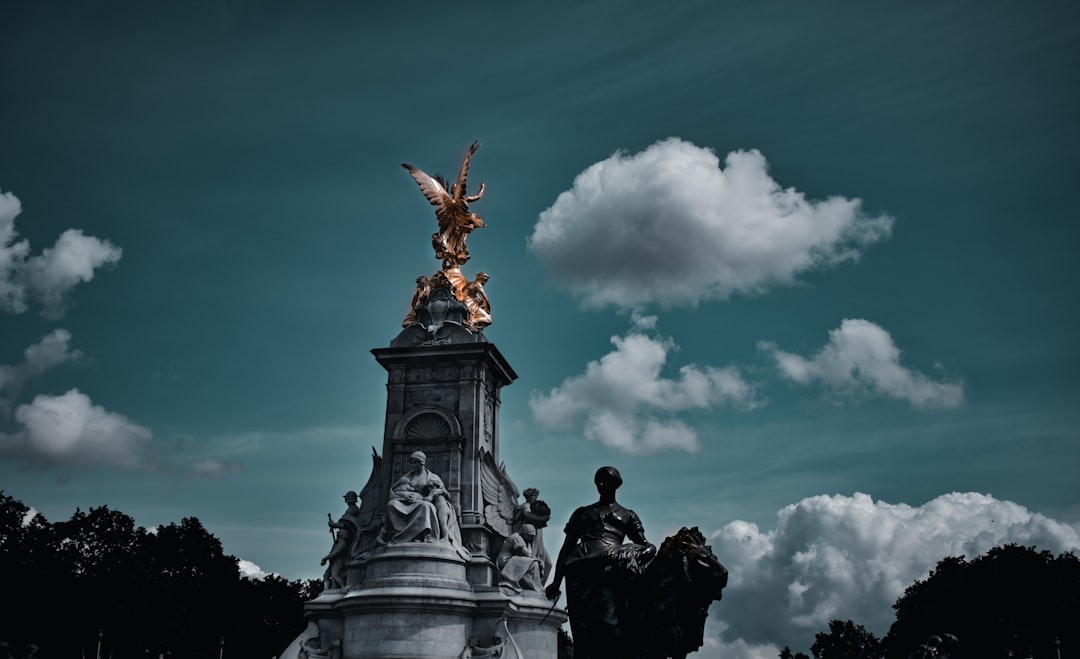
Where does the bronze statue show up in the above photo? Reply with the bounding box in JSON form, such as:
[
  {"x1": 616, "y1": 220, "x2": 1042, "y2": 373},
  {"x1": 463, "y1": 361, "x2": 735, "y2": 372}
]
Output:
[
  {"x1": 546, "y1": 467, "x2": 729, "y2": 659},
  {"x1": 546, "y1": 466, "x2": 654, "y2": 658},
  {"x1": 402, "y1": 141, "x2": 486, "y2": 268}
]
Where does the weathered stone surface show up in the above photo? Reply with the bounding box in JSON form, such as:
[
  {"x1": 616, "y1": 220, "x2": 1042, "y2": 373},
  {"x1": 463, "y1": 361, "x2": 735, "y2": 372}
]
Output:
[{"x1": 286, "y1": 342, "x2": 566, "y2": 659}]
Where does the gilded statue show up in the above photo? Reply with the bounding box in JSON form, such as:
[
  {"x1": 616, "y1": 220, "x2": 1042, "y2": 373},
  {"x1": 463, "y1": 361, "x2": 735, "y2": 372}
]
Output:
[
  {"x1": 402, "y1": 141, "x2": 486, "y2": 268},
  {"x1": 462, "y1": 272, "x2": 491, "y2": 330},
  {"x1": 402, "y1": 275, "x2": 432, "y2": 327}
]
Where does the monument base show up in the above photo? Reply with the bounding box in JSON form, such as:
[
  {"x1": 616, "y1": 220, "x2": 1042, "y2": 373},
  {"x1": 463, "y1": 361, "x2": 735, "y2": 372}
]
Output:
[{"x1": 287, "y1": 544, "x2": 567, "y2": 659}]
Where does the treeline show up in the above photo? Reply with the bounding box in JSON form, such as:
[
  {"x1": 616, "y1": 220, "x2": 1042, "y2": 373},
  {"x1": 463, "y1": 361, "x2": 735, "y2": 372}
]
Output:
[
  {"x1": 0, "y1": 491, "x2": 318, "y2": 658},
  {"x1": 783, "y1": 545, "x2": 1080, "y2": 659}
]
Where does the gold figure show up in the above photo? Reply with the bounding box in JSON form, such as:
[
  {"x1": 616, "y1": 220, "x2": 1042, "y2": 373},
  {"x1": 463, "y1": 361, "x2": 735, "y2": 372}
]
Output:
[
  {"x1": 402, "y1": 141, "x2": 486, "y2": 268},
  {"x1": 462, "y1": 272, "x2": 491, "y2": 330},
  {"x1": 402, "y1": 275, "x2": 432, "y2": 327}
]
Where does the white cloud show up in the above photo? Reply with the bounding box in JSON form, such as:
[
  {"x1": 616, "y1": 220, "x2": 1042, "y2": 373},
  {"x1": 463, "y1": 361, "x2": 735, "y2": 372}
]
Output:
[
  {"x1": 21, "y1": 506, "x2": 40, "y2": 527},
  {"x1": 0, "y1": 388, "x2": 154, "y2": 470},
  {"x1": 0, "y1": 188, "x2": 121, "y2": 318},
  {"x1": 188, "y1": 457, "x2": 243, "y2": 478},
  {"x1": 0, "y1": 329, "x2": 82, "y2": 413},
  {"x1": 530, "y1": 326, "x2": 759, "y2": 454},
  {"x1": 238, "y1": 558, "x2": 271, "y2": 579},
  {"x1": 761, "y1": 319, "x2": 964, "y2": 409},
  {"x1": 527, "y1": 138, "x2": 893, "y2": 310},
  {"x1": 707, "y1": 492, "x2": 1080, "y2": 653}
]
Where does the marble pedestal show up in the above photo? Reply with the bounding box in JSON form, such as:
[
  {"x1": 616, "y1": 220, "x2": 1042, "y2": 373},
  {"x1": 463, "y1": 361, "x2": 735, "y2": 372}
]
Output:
[{"x1": 300, "y1": 544, "x2": 566, "y2": 659}]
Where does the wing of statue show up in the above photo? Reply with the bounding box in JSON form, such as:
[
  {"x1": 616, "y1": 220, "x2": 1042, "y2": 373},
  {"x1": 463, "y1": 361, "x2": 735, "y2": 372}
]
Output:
[
  {"x1": 356, "y1": 447, "x2": 384, "y2": 528},
  {"x1": 479, "y1": 447, "x2": 519, "y2": 537},
  {"x1": 402, "y1": 163, "x2": 451, "y2": 208},
  {"x1": 453, "y1": 141, "x2": 480, "y2": 203}
]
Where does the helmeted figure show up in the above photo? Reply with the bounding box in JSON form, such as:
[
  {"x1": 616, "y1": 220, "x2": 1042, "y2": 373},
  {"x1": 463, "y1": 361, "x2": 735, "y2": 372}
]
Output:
[
  {"x1": 321, "y1": 491, "x2": 363, "y2": 590},
  {"x1": 546, "y1": 466, "x2": 655, "y2": 659}
]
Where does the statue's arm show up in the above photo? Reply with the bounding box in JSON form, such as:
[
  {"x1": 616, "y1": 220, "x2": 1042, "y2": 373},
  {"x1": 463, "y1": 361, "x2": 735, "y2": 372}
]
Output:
[
  {"x1": 626, "y1": 509, "x2": 652, "y2": 547},
  {"x1": 545, "y1": 517, "x2": 581, "y2": 599}
]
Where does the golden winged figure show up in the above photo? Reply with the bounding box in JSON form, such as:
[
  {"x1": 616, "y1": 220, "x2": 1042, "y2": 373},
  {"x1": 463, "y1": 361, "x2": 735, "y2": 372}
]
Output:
[{"x1": 402, "y1": 141, "x2": 486, "y2": 267}]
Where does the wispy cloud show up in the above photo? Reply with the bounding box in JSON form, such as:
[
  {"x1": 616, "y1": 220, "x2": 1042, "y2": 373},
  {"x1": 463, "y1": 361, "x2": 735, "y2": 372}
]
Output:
[
  {"x1": 0, "y1": 388, "x2": 155, "y2": 470},
  {"x1": 0, "y1": 329, "x2": 82, "y2": 414},
  {"x1": 528, "y1": 138, "x2": 892, "y2": 310},
  {"x1": 188, "y1": 457, "x2": 244, "y2": 478},
  {"x1": 0, "y1": 188, "x2": 121, "y2": 318},
  {"x1": 760, "y1": 318, "x2": 964, "y2": 409},
  {"x1": 530, "y1": 318, "x2": 760, "y2": 453},
  {"x1": 706, "y1": 492, "x2": 1080, "y2": 654}
]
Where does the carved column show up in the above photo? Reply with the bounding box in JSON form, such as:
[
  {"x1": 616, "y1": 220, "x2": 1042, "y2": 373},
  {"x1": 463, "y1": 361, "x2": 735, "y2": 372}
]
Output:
[{"x1": 371, "y1": 342, "x2": 517, "y2": 584}]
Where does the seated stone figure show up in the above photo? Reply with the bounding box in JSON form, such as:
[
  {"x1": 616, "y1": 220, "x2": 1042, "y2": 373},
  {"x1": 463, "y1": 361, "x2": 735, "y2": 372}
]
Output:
[
  {"x1": 382, "y1": 451, "x2": 468, "y2": 558},
  {"x1": 497, "y1": 523, "x2": 544, "y2": 593}
]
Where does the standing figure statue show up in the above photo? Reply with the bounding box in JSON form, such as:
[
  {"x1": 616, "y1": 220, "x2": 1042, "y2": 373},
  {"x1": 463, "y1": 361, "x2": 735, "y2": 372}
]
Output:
[
  {"x1": 320, "y1": 491, "x2": 363, "y2": 590},
  {"x1": 402, "y1": 141, "x2": 486, "y2": 268},
  {"x1": 546, "y1": 466, "x2": 655, "y2": 659},
  {"x1": 381, "y1": 451, "x2": 469, "y2": 558}
]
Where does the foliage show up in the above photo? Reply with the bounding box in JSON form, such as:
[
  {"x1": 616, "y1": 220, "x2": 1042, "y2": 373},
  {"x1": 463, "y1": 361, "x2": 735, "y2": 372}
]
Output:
[
  {"x1": 0, "y1": 491, "x2": 308, "y2": 658},
  {"x1": 811, "y1": 620, "x2": 882, "y2": 659},
  {"x1": 883, "y1": 544, "x2": 1080, "y2": 659}
]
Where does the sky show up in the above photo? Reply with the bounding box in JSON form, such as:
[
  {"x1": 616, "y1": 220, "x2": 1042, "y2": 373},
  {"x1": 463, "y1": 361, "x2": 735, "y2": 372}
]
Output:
[{"x1": 2, "y1": 1, "x2": 1079, "y2": 656}]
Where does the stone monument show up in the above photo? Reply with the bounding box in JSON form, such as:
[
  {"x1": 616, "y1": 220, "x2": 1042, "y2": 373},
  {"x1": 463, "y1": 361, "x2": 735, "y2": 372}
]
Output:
[{"x1": 281, "y1": 143, "x2": 567, "y2": 659}]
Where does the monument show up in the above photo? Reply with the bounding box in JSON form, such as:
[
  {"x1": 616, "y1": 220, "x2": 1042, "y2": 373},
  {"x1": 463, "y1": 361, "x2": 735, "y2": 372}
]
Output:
[{"x1": 282, "y1": 143, "x2": 567, "y2": 659}]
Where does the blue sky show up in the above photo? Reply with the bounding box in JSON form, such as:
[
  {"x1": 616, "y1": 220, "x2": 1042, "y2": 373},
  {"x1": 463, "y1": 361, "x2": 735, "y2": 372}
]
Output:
[{"x1": 2, "y1": 2, "x2": 1078, "y2": 655}]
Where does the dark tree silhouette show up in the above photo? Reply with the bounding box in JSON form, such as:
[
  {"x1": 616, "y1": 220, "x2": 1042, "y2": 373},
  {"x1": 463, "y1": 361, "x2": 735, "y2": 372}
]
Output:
[
  {"x1": 811, "y1": 620, "x2": 883, "y2": 659},
  {"x1": 0, "y1": 492, "x2": 308, "y2": 658},
  {"x1": 884, "y1": 545, "x2": 1080, "y2": 659}
]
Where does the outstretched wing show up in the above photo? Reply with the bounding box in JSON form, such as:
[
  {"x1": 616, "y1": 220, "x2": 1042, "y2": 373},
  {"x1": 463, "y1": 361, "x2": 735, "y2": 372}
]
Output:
[
  {"x1": 356, "y1": 447, "x2": 384, "y2": 528},
  {"x1": 402, "y1": 163, "x2": 451, "y2": 208},
  {"x1": 479, "y1": 447, "x2": 518, "y2": 537},
  {"x1": 453, "y1": 141, "x2": 480, "y2": 203}
]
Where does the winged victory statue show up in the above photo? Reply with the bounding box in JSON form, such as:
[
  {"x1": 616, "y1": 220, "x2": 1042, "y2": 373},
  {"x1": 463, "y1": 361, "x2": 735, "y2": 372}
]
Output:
[{"x1": 402, "y1": 141, "x2": 486, "y2": 268}]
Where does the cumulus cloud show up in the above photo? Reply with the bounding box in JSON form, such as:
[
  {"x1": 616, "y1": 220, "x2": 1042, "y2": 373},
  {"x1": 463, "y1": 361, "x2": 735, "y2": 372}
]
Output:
[
  {"x1": 530, "y1": 326, "x2": 759, "y2": 453},
  {"x1": 708, "y1": 492, "x2": 1080, "y2": 653},
  {"x1": 527, "y1": 138, "x2": 893, "y2": 310},
  {"x1": 760, "y1": 318, "x2": 964, "y2": 409},
  {"x1": 0, "y1": 188, "x2": 121, "y2": 318},
  {"x1": 238, "y1": 559, "x2": 271, "y2": 579},
  {"x1": 0, "y1": 329, "x2": 82, "y2": 413},
  {"x1": 0, "y1": 388, "x2": 154, "y2": 470}
]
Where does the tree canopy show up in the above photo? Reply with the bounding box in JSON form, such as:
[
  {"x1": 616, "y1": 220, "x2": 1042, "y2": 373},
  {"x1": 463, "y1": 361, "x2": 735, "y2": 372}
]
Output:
[
  {"x1": 0, "y1": 491, "x2": 315, "y2": 658},
  {"x1": 884, "y1": 544, "x2": 1079, "y2": 659},
  {"x1": 811, "y1": 620, "x2": 883, "y2": 659},
  {"x1": 782, "y1": 545, "x2": 1079, "y2": 659}
]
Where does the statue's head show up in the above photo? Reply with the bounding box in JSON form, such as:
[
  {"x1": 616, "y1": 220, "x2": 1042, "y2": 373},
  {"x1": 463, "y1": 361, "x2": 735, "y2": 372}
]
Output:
[
  {"x1": 409, "y1": 450, "x2": 427, "y2": 467},
  {"x1": 343, "y1": 490, "x2": 358, "y2": 503},
  {"x1": 523, "y1": 487, "x2": 539, "y2": 500},
  {"x1": 595, "y1": 466, "x2": 623, "y2": 491},
  {"x1": 520, "y1": 523, "x2": 537, "y2": 538},
  {"x1": 476, "y1": 272, "x2": 489, "y2": 283}
]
